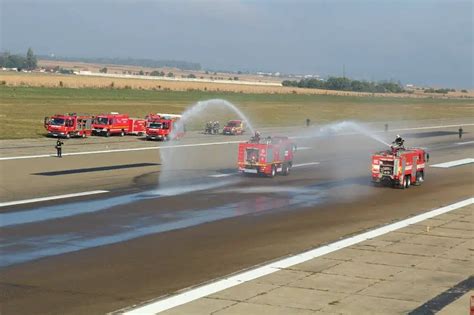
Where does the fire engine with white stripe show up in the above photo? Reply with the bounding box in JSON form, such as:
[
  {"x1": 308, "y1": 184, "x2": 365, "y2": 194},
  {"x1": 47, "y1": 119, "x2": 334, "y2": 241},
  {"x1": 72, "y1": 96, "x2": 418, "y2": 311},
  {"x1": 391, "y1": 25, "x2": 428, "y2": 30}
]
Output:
[{"x1": 371, "y1": 143, "x2": 429, "y2": 189}]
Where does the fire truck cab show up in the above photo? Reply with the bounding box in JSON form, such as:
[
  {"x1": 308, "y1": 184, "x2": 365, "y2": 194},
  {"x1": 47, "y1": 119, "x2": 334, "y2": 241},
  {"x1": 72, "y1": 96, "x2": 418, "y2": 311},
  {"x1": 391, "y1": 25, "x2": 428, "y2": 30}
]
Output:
[
  {"x1": 371, "y1": 146, "x2": 428, "y2": 189},
  {"x1": 44, "y1": 113, "x2": 93, "y2": 138},
  {"x1": 238, "y1": 136, "x2": 296, "y2": 177},
  {"x1": 223, "y1": 120, "x2": 244, "y2": 135},
  {"x1": 145, "y1": 113, "x2": 183, "y2": 141},
  {"x1": 92, "y1": 112, "x2": 146, "y2": 137}
]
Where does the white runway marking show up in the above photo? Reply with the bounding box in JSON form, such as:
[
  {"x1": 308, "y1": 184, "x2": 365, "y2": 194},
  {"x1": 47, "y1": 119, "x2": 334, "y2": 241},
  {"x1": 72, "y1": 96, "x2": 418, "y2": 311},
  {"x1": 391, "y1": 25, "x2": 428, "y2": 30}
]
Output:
[
  {"x1": 208, "y1": 173, "x2": 235, "y2": 178},
  {"x1": 457, "y1": 141, "x2": 474, "y2": 145},
  {"x1": 297, "y1": 146, "x2": 312, "y2": 150},
  {"x1": 293, "y1": 162, "x2": 320, "y2": 167},
  {"x1": 0, "y1": 140, "x2": 244, "y2": 161},
  {"x1": 0, "y1": 190, "x2": 109, "y2": 207},
  {"x1": 2, "y1": 123, "x2": 473, "y2": 161},
  {"x1": 431, "y1": 158, "x2": 474, "y2": 168},
  {"x1": 120, "y1": 197, "x2": 474, "y2": 314}
]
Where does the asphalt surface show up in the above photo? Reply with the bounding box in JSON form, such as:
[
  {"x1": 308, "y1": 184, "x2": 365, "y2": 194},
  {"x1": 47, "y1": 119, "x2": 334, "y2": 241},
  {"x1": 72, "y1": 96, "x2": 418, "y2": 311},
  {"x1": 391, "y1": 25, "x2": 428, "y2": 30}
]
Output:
[{"x1": 0, "y1": 121, "x2": 473, "y2": 314}]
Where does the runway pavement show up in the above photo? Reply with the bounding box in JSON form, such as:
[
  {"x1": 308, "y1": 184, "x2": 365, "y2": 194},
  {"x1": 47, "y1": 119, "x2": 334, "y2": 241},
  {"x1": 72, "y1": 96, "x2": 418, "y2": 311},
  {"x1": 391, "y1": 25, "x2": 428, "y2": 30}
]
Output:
[{"x1": 0, "y1": 119, "x2": 472, "y2": 314}]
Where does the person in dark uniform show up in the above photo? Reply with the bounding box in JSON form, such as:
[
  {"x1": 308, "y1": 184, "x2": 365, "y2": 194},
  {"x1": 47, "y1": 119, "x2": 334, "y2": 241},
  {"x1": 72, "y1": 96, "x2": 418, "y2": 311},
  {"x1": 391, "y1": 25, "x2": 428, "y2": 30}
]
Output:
[
  {"x1": 384, "y1": 123, "x2": 389, "y2": 132},
  {"x1": 55, "y1": 139, "x2": 64, "y2": 157},
  {"x1": 392, "y1": 134, "x2": 404, "y2": 148},
  {"x1": 458, "y1": 127, "x2": 463, "y2": 139},
  {"x1": 306, "y1": 118, "x2": 311, "y2": 127}
]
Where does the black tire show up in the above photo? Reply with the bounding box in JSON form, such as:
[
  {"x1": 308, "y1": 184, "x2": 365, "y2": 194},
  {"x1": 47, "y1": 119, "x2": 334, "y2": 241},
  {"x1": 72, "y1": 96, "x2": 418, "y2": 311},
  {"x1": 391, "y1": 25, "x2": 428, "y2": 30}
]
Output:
[
  {"x1": 414, "y1": 171, "x2": 424, "y2": 186},
  {"x1": 269, "y1": 165, "x2": 276, "y2": 178},
  {"x1": 406, "y1": 176, "x2": 411, "y2": 188},
  {"x1": 399, "y1": 176, "x2": 406, "y2": 189},
  {"x1": 282, "y1": 163, "x2": 290, "y2": 176},
  {"x1": 66, "y1": 133, "x2": 70, "y2": 139},
  {"x1": 120, "y1": 130, "x2": 125, "y2": 137}
]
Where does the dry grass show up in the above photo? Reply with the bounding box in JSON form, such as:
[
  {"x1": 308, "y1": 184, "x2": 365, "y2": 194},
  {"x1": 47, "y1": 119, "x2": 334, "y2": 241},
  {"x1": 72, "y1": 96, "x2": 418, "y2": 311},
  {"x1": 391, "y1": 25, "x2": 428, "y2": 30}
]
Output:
[{"x1": 3, "y1": 71, "x2": 470, "y2": 99}]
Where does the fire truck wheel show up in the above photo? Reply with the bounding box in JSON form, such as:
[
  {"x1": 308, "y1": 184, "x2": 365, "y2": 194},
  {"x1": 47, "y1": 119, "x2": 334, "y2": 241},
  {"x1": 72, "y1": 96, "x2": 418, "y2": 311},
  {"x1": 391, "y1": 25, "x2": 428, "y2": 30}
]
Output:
[
  {"x1": 415, "y1": 172, "x2": 424, "y2": 185},
  {"x1": 270, "y1": 166, "x2": 276, "y2": 178},
  {"x1": 406, "y1": 176, "x2": 411, "y2": 188},
  {"x1": 82, "y1": 133, "x2": 86, "y2": 138},
  {"x1": 105, "y1": 131, "x2": 110, "y2": 137},
  {"x1": 282, "y1": 164, "x2": 290, "y2": 176},
  {"x1": 399, "y1": 176, "x2": 406, "y2": 189},
  {"x1": 120, "y1": 130, "x2": 125, "y2": 137},
  {"x1": 66, "y1": 133, "x2": 70, "y2": 139}
]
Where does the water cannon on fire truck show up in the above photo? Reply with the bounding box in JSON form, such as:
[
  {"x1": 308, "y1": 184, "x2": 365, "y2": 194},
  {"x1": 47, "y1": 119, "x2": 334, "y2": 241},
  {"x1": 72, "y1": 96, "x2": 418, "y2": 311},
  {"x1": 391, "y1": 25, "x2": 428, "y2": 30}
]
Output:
[{"x1": 371, "y1": 136, "x2": 429, "y2": 189}]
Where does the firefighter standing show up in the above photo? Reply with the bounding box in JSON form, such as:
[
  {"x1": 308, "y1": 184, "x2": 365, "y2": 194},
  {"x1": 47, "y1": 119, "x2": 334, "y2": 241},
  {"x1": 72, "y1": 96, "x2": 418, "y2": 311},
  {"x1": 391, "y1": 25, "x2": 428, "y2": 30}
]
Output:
[
  {"x1": 458, "y1": 127, "x2": 463, "y2": 139},
  {"x1": 55, "y1": 139, "x2": 64, "y2": 157},
  {"x1": 306, "y1": 118, "x2": 311, "y2": 127},
  {"x1": 384, "y1": 123, "x2": 389, "y2": 132}
]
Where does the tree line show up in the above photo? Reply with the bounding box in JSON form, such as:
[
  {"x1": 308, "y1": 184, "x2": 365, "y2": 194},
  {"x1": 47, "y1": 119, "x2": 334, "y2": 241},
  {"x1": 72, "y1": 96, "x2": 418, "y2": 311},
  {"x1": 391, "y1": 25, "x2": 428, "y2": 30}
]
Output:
[
  {"x1": 282, "y1": 76, "x2": 405, "y2": 93},
  {"x1": 0, "y1": 48, "x2": 37, "y2": 70}
]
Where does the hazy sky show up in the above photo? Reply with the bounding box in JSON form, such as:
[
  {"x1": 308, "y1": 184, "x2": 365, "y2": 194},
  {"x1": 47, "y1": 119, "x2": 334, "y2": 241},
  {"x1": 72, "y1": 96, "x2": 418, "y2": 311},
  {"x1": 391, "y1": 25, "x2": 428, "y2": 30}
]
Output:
[{"x1": 1, "y1": 0, "x2": 472, "y2": 88}]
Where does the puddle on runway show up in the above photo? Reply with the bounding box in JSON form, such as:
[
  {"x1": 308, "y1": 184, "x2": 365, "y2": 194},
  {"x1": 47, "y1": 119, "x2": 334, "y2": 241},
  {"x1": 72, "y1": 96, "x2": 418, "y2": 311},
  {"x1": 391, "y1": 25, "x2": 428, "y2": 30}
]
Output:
[{"x1": 1, "y1": 186, "x2": 325, "y2": 267}]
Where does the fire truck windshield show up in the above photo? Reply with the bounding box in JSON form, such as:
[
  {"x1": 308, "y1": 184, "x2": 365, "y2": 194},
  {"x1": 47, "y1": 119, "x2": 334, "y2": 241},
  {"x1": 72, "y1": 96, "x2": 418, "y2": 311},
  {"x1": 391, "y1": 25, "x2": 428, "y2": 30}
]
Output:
[
  {"x1": 149, "y1": 122, "x2": 162, "y2": 129},
  {"x1": 50, "y1": 118, "x2": 65, "y2": 126},
  {"x1": 226, "y1": 121, "x2": 239, "y2": 127},
  {"x1": 95, "y1": 117, "x2": 109, "y2": 125}
]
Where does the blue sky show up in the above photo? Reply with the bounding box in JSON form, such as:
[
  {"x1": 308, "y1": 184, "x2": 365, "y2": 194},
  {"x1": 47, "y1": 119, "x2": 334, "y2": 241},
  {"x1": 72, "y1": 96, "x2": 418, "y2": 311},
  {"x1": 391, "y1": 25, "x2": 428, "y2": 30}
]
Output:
[{"x1": 1, "y1": 0, "x2": 472, "y2": 88}]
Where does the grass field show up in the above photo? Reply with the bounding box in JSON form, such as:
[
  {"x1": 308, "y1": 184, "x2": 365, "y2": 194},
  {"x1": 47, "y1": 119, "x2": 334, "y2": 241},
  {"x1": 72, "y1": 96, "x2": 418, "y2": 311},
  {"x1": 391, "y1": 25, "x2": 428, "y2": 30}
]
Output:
[{"x1": 0, "y1": 85, "x2": 473, "y2": 139}]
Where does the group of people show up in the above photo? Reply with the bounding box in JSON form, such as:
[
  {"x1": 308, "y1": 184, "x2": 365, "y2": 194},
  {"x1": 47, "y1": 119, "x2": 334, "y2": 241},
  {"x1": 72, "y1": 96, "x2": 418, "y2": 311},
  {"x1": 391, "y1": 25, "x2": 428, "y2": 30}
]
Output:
[{"x1": 204, "y1": 121, "x2": 220, "y2": 134}]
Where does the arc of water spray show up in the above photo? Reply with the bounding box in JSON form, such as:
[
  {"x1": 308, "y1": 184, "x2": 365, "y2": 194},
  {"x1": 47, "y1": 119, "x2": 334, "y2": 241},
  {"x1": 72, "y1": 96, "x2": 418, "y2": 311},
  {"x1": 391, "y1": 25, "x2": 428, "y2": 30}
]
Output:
[{"x1": 170, "y1": 99, "x2": 255, "y2": 139}]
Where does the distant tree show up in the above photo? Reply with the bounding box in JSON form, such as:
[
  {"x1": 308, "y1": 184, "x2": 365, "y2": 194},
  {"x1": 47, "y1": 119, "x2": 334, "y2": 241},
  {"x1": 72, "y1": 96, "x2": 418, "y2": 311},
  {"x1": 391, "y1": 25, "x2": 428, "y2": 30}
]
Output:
[
  {"x1": 139, "y1": 70, "x2": 144, "y2": 75},
  {"x1": 99, "y1": 67, "x2": 108, "y2": 73},
  {"x1": 205, "y1": 70, "x2": 209, "y2": 74},
  {"x1": 187, "y1": 73, "x2": 196, "y2": 78},
  {"x1": 150, "y1": 70, "x2": 163, "y2": 76},
  {"x1": 233, "y1": 76, "x2": 239, "y2": 81},
  {"x1": 166, "y1": 72, "x2": 174, "y2": 77},
  {"x1": 25, "y1": 48, "x2": 37, "y2": 70},
  {"x1": 461, "y1": 89, "x2": 468, "y2": 93}
]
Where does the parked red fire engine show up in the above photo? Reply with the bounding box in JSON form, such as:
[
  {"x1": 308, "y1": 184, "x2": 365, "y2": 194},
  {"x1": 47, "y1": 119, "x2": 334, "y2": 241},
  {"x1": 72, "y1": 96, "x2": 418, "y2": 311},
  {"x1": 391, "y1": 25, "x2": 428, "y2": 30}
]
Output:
[
  {"x1": 92, "y1": 112, "x2": 146, "y2": 137},
  {"x1": 238, "y1": 135, "x2": 296, "y2": 177},
  {"x1": 223, "y1": 120, "x2": 245, "y2": 135},
  {"x1": 44, "y1": 113, "x2": 93, "y2": 138},
  {"x1": 145, "y1": 113, "x2": 183, "y2": 141},
  {"x1": 371, "y1": 144, "x2": 429, "y2": 189}
]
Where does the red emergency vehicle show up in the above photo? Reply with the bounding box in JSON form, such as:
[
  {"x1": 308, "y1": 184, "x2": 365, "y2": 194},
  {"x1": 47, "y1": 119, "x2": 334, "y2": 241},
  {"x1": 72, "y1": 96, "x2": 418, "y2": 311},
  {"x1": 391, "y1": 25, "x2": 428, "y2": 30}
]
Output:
[
  {"x1": 223, "y1": 120, "x2": 244, "y2": 135},
  {"x1": 44, "y1": 113, "x2": 93, "y2": 138},
  {"x1": 238, "y1": 136, "x2": 296, "y2": 177},
  {"x1": 371, "y1": 146, "x2": 428, "y2": 189},
  {"x1": 92, "y1": 113, "x2": 146, "y2": 137},
  {"x1": 145, "y1": 113, "x2": 183, "y2": 141}
]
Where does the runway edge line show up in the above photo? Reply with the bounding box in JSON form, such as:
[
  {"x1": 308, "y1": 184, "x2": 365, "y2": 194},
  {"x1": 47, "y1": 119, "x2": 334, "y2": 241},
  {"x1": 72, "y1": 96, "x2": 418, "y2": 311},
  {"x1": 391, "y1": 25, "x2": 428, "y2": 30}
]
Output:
[
  {"x1": 117, "y1": 197, "x2": 474, "y2": 315},
  {"x1": 0, "y1": 190, "x2": 109, "y2": 207}
]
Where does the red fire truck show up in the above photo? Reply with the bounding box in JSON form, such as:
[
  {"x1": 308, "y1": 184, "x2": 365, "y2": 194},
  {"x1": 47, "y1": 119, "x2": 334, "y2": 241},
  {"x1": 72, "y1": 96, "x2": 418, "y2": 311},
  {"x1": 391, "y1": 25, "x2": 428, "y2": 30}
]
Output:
[
  {"x1": 44, "y1": 113, "x2": 93, "y2": 138},
  {"x1": 238, "y1": 136, "x2": 296, "y2": 177},
  {"x1": 92, "y1": 113, "x2": 146, "y2": 137},
  {"x1": 223, "y1": 120, "x2": 245, "y2": 135},
  {"x1": 145, "y1": 113, "x2": 183, "y2": 141},
  {"x1": 371, "y1": 146, "x2": 428, "y2": 189}
]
